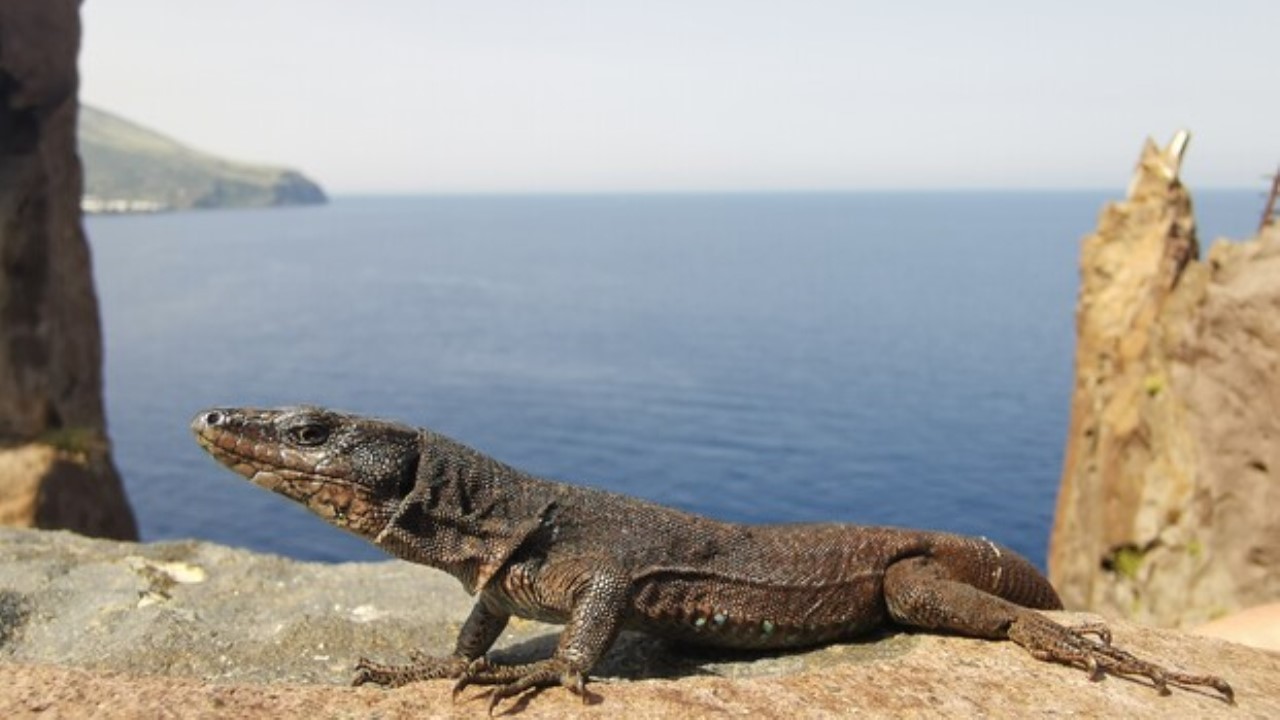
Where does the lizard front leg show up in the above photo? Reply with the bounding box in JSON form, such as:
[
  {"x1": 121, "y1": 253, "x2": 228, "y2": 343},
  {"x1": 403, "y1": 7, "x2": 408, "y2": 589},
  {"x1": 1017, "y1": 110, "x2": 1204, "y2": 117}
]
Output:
[
  {"x1": 455, "y1": 567, "x2": 631, "y2": 714},
  {"x1": 883, "y1": 556, "x2": 1233, "y2": 703},
  {"x1": 353, "y1": 597, "x2": 510, "y2": 687}
]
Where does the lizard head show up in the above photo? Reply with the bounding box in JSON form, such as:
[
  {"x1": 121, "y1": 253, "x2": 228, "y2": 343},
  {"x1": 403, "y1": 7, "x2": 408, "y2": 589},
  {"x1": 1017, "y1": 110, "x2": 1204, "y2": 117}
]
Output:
[{"x1": 191, "y1": 406, "x2": 419, "y2": 540}]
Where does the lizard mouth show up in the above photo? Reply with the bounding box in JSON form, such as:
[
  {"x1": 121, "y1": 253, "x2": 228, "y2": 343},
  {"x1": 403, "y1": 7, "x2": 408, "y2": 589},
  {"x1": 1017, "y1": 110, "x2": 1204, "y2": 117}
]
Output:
[
  {"x1": 192, "y1": 426, "x2": 352, "y2": 486},
  {"x1": 192, "y1": 428, "x2": 369, "y2": 528}
]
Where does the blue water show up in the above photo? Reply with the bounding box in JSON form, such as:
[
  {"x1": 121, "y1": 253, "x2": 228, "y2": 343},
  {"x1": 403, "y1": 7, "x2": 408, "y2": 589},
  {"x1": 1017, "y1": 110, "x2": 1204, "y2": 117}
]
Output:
[{"x1": 86, "y1": 191, "x2": 1262, "y2": 566}]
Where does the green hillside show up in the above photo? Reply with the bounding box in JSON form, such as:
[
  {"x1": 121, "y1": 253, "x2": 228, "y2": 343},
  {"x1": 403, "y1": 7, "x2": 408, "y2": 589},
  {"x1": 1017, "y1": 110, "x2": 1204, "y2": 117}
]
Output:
[{"x1": 78, "y1": 105, "x2": 327, "y2": 213}]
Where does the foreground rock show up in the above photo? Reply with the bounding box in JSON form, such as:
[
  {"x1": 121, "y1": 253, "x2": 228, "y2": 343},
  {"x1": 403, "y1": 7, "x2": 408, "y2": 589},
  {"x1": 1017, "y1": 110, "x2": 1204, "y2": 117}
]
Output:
[
  {"x1": 0, "y1": 0, "x2": 137, "y2": 540},
  {"x1": 1049, "y1": 134, "x2": 1280, "y2": 629},
  {"x1": 1, "y1": 529, "x2": 1273, "y2": 718}
]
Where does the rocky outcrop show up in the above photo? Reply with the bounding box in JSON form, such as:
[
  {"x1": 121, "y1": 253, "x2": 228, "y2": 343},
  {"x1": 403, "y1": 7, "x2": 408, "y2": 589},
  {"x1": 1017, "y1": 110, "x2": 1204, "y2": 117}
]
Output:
[
  {"x1": 0, "y1": 0, "x2": 137, "y2": 539},
  {"x1": 79, "y1": 104, "x2": 328, "y2": 213},
  {"x1": 2, "y1": 528, "x2": 1273, "y2": 718},
  {"x1": 1049, "y1": 133, "x2": 1280, "y2": 628}
]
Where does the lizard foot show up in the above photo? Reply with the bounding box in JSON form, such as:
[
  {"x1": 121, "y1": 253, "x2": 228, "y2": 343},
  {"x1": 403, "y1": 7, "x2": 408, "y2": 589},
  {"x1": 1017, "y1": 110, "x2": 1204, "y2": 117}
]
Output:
[
  {"x1": 351, "y1": 652, "x2": 469, "y2": 688},
  {"x1": 1067, "y1": 621, "x2": 1111, "y2": 645},
  {"x1": 1008, "y1": 612, "x2": 1234, "y2": 704},
  {"x1": 453, "y1": 656, "x2": 588, "y2": 715}
]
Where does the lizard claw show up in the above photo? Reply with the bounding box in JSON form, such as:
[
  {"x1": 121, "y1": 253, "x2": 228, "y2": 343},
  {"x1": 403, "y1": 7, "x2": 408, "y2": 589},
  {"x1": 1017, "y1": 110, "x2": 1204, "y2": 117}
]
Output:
[
  {"x1": 1070, "y1": 621, "x2": 1112, "y2": 646},
  {"x1": 452, "y1": 656, "x2": 588, "y2": 714},
  {"x1": 1083, "y1": 656, "x2": 1102, "y2": 682},
  {"x1": 1008, "y1": 613, "x2": 1234, "y2": 703},
  {"x1": 452, "y1": 657, "x2": 491, "y2": 700},
  {"x1": 351, "y1": 657, "x2": 387, "y2": 687}
]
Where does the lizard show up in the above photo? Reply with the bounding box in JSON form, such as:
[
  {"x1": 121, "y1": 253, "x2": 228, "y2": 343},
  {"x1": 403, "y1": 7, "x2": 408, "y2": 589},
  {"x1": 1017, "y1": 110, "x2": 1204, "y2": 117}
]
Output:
[{"x1": 191, "y1": 405, "x2": 1234, "y2": 712}]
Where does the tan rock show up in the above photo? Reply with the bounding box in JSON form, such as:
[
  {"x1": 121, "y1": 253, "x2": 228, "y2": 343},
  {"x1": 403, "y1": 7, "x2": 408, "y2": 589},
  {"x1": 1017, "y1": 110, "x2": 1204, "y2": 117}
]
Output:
[
  {"x1": 1050, "y1": 133, "x2": 1280, "y2": 628},
  {"x1": 2, "y1": 636, "x2": 1274, "y2": 720},
  {"x1": 1, "y1": 528, "x2": 1272, "y2": 719},
  {"x1": 0, "y1": 445, "x2": 47, "y2": 526},
  {"x1": 1194, "y1": 602, "x2": 1280, "y2": 653},
  {"x1": 0, "y1": 442, "x2": 137, "y2": 539}
]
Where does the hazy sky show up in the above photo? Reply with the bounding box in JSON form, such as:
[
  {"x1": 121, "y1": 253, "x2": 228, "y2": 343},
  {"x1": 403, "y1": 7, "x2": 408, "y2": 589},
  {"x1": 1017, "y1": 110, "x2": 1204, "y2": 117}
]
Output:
[{"x1": 80, "y1": 1, "x2": 1279, "y2": 194}]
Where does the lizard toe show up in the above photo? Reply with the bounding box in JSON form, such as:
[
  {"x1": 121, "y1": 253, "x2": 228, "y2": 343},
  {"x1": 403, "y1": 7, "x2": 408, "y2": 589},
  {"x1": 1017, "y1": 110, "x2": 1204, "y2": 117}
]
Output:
[
  {"x1": 453, "y1": 657, "x2": 586, "y2": 714},
  {"x1": 352, "y1": 653, "x2": 470, "y2": 688},
  {"x1": 1008, "y1": 612, "x2": 1234, "y2": 703}
]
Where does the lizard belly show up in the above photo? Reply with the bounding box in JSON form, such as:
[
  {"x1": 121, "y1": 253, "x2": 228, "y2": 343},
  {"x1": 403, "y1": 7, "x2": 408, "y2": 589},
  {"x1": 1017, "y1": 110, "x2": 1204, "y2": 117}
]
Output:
[
  {"x1": 480, "y1": 588, "x2": 573, "y2": 625},
  {"x1": 483, "y1": 562, "x2": 576, "y2": 625},
  {"x1": 628, "y1": 571, "x2": 888, "y2": 649}
]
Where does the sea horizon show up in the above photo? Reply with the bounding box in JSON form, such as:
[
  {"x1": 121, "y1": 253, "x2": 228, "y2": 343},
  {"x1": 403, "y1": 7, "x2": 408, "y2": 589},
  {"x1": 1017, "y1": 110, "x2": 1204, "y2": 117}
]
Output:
[{"x1": 88, "y1": 190, "x2": 1264, "y2": 565}]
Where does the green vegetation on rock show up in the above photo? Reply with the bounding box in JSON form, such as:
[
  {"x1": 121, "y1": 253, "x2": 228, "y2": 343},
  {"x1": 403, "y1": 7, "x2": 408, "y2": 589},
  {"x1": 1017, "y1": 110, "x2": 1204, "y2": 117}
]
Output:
[
  {"x1": 1110, "y1": 545, "x2": 1146, "y2": 581},
  {"x1": 37, "y1": 427, "x2": 104, "y2": 458},
  {"x1": 78, "y1": 105, "x2": 327, "y2": 213}
]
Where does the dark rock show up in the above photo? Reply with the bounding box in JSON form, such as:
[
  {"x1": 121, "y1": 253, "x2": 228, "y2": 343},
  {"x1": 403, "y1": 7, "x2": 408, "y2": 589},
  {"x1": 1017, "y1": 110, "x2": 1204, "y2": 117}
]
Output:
[
  {"x1": 272, "y1": 170, "x2": 328, "y2": 206},
  {"x1": 0, "y1": 0, "x2": 137, "y2": 540}
]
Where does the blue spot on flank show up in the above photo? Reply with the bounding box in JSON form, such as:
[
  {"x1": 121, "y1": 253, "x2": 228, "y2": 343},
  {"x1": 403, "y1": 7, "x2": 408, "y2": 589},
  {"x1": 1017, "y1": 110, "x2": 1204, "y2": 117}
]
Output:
[
  {"x1": 694, "y1": 617, "x2": 707, "y2": 628},
  {"x1": 761, "y1": 620, "x2": 775, "y2": 635},
  {"x1": 713, "y1": 612, "x2": 727, "y2": 626}
]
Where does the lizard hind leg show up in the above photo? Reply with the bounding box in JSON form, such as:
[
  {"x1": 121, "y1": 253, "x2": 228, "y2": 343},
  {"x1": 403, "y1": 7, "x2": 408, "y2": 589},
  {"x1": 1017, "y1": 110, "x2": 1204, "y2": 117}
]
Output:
[{"x1": 882, "y1": 557, "x2": 1234, "y2": 704}]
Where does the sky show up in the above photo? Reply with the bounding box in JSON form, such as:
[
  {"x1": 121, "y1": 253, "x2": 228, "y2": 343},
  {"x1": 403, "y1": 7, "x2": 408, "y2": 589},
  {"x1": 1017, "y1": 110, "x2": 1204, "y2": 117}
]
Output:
[{"x1": 80, "y1": 1, "x2": 1280, "y2": 194}]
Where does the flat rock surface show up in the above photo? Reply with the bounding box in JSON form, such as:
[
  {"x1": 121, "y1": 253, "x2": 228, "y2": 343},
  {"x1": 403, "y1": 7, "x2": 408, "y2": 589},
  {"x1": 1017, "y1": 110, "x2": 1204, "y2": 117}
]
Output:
[{"x1": 1, "y1": 528, "x2": 1275, "y2": 718}]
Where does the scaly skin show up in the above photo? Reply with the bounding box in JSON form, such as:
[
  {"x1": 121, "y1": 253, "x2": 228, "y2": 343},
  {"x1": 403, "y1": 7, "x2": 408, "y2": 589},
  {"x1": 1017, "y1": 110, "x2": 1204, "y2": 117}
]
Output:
[{"x1": 191, "y1": 406, "x2": 1234, "y2": 712}]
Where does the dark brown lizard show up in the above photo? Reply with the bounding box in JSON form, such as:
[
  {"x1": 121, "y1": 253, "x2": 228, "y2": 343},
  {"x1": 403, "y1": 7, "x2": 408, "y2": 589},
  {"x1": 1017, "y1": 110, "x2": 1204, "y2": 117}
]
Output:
[{"x1": 190, "y1": 406, "x2": 1234, "y2": 711}]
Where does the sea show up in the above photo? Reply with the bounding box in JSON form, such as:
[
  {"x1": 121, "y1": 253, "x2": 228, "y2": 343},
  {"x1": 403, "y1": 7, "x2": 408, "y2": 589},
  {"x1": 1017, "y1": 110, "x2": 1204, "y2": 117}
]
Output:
[{"x1": 86, "y1": 191, "x2": 1263, "y2": 567}]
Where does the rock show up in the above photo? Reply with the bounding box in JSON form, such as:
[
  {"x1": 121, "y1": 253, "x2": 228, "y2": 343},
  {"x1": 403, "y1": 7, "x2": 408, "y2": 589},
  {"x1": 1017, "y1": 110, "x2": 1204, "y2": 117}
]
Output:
[
  {"x1": 1194, "y1": 602, "x2": 1280, "y2": 653},
  {"x1": 78, "y1": 105, "x2": 330, "y2": 213},
  {"x1": 1, "y1": 528, "x2": 1273, "y2": 718},
  {"x1": 270, "y1": 170, "x2": 329, "y2": 206},
  {"x1": 0, "y1": 443, "x2": 136, "y2": 539},
  {"x1": 1049, "y1": 133, "x2": 1280, "y2": 628},
  {"x1": 0, "y1": 0, "x2": 137, "y2": 539}
]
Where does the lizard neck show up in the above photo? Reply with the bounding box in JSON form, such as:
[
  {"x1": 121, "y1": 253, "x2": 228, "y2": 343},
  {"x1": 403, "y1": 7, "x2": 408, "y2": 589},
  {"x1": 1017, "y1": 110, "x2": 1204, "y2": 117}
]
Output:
[{"x1": 374, "y1": 429, "x2": 557, "y2": 594}]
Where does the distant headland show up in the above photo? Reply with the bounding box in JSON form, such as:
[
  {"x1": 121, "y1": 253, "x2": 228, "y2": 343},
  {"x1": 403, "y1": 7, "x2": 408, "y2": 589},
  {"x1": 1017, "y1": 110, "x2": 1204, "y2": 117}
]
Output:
[{"x1": 79, "y1": 105, "x2": 327, "y2": 214}]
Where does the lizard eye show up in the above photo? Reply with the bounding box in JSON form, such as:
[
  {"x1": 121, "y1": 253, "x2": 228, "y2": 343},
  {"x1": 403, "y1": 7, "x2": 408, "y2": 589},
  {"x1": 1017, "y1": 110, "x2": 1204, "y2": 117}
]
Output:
[{"x1": 289, "y1": 423, "x2": 330, "y2": 447}]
